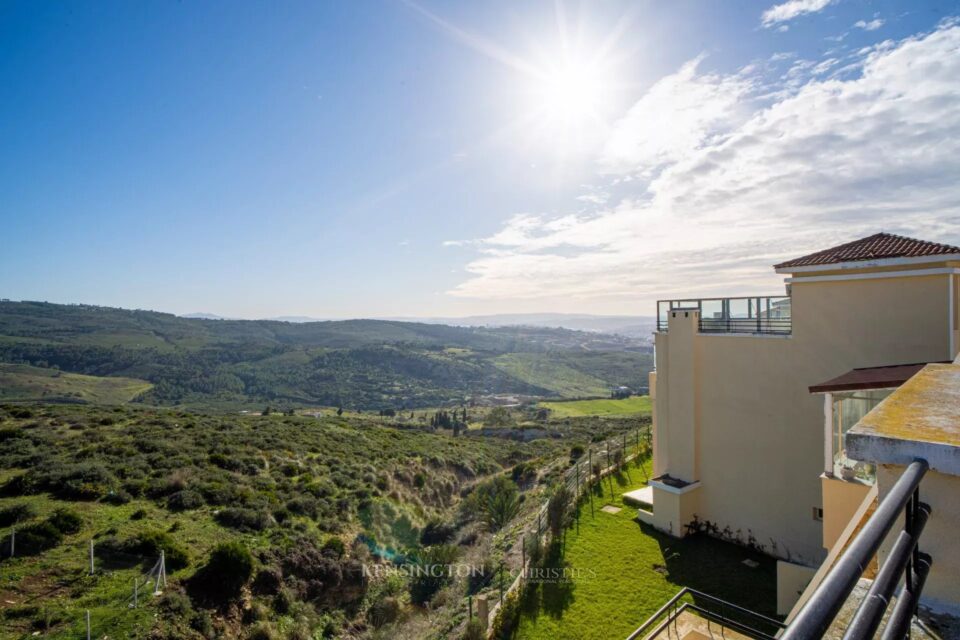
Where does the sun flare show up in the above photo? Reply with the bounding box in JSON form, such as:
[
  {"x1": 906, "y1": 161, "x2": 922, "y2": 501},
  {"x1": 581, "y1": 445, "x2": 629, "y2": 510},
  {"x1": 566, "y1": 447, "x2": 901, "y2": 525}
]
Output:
[{"x1": 534, "y1": 61, "x2": 605, "y2": 125}]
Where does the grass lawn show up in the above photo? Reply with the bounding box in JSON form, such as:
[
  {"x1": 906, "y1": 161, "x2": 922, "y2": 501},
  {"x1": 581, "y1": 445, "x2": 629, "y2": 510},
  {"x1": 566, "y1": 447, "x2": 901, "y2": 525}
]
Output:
[
  {"x1": 538, "y1": 396, "x2": 652, "y2": 418},
  {"x1": 516, "y1": 461, "x2": 778, "y2": 640}
]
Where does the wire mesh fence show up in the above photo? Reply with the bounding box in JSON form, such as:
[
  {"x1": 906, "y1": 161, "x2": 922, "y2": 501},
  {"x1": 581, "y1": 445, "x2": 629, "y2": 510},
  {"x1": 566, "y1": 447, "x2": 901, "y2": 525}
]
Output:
[
  {"x1": 481, "y1": 423, "x2": 653, "y2": 630},
  {"x1": 0, "y1": 531, "x2": 169, "y2": 639}
]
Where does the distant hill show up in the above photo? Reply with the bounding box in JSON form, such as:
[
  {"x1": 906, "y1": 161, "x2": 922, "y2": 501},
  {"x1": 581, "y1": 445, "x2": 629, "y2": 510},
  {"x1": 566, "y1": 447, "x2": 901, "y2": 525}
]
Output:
[
  {"x1": 0, "y1": 301, "x2": 652, "y2": 410},
  {"x1": 385, "y1": 313, "x2": 656, "y2": 341}
]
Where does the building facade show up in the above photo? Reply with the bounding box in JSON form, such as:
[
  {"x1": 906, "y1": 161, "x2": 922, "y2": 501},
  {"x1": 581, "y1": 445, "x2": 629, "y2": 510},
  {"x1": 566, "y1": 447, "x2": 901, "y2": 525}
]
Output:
[{"x1": 644, "y1": 233, "x2": 960, "y2": 574}]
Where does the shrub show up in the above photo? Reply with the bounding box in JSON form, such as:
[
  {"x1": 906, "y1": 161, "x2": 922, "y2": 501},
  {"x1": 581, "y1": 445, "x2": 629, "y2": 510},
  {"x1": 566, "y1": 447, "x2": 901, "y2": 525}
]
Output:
[
  {"x1": 0, "y1": 502, "x2": 36, "y2": 527},
  {"x1": 463, "y1": 619, "x2": 485, "y2": 640},
  {"x1": 471, "y1": 476, "x2": 520, "y2": 532},
  {"x1": 569, "y1": 444, "x2": 585, "y2": 460},
  {"x1": 198, "y1": 541, "x2": 254, "y2": 599},
  {"x1": 167, "y1": 489, "x2": 204, "y2": 511},
  {"x1": 252, "y1": 566, "x2": 283, "y2": 595},
  {"x1": 367, "y1": 595, "x2": 400, "y2": 628},
  {"x1": 102, "y1": 489, "x2": 132, "y2": 505},
  {"x1": 131, "y1": 508, "x2": 148, "y2": 520},
  {"x1": 546, "y1": 483, "x2": 573, "y2": 541},
  {"x1": 15, "y1": 521, "x2": 63, "y2": 555},
  {"x1": 420, "y1": 519, "x2": 456, "y2": 546},
  {"x1": 409, "y1": 545, "x2": 459, "y2": 605},
  {"x1": 47, "y1": 508, "x2": 83, "y2": 535},
  {"x1": 321, "y1": 536, "x2": 345, "y2": 559},
  {"x1": 490, "y1": 588, "x2": 522, "y2": 639},
  {"x1": 215, "y1": 507, "x2": 271, "y2": 532},
  {"x1": 127, "y1": 530, "x2": 190, "y2": 570}
]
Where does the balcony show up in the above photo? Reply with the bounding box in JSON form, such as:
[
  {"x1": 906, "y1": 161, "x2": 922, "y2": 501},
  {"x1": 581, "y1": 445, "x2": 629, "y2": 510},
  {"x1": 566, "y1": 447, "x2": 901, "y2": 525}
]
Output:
[{"x1": 657, "y1": 296, "x2": 791, "y2": 335}]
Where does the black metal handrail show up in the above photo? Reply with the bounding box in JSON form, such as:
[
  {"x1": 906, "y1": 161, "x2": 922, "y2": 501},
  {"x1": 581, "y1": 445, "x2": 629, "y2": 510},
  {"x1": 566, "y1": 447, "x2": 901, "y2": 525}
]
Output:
[
  {"x1": 656, "y1": 296, "x2": 791, "y2": 335},
  {"x1": 781, "y1": 459, "x2": 931, "y2": 640},
  {"x1": 625, "y1": 587, "x2": 786, "y2": 640}
]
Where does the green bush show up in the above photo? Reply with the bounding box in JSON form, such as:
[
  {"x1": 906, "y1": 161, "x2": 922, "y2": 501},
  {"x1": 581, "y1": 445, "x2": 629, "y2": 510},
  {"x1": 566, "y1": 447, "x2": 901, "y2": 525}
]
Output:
[
  {"x1": 490, "y1": 587, "x2": 522, "y2": 639},
  {"x1": 367, "y1": 595, "x2": 401, "y2": 628},
  {"x1": 127, "y1": 530, "x2": 190, "y2": 570},
  {"x1": 215, "y1": 507, "x2": 270, "y2": 532},
  {"x1": 0, "y1": 502, "x2": 36, "y2": 527},
  {"x1": 167, "y1": 489, "x2": 204, "y2": 511},
  {"x1": 409, "y1": 544, "x2": 459, "y2": 605},
  {"x1": 15, "y1": 521, "x2": 63, "y2": 555},
  {"x1": 200, "y1": 541, "x2": 254, "y2": 599},
  {"x1": 47, "y1": 508, "x2": 82, "y2": 535},
  {"x1": 321, "y1": 536, "x2": 345, "y2": 559},
  {"x1": 463, "y1": 618, "x2": 485, "y2": 640},
  {"x1": 470, "y1": 476, "x2": 520, "y2": 532},
  {"x1": 420, "y1": 519, "x2": 456, "y2": 545}
]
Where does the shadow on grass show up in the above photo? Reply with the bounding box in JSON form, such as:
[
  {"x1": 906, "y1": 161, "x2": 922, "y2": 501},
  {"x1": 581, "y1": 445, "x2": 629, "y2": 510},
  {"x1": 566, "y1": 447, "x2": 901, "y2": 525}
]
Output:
[
  {"x1": 646, "y1": 522, "x2": 780, "y2": 622},
  {"x1": 520, "y1": 541, "x2": 576, "y2": 623}
]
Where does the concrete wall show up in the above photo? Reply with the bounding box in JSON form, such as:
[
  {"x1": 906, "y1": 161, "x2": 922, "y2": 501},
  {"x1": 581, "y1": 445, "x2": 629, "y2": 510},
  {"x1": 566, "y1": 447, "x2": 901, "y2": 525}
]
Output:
[
  {"x1": 652, "y1": 270, "x2": 953, "y2": 567},
  {"x1": 876, "y1": 464, "x2": 960, "y2": 616},
  {"x1": 777, "y1": 561, "x2": 817, "y2": 616},
  {"x1": 821, "y1": 476, "x2": 871, "y2": 551}
]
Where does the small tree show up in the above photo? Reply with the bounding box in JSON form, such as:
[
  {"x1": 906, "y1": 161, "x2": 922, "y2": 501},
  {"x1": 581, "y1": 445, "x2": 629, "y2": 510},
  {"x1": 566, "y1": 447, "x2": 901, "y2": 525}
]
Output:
[
  {"x1": 546, "y1": 483, "x2": 573, "y2": 541},
  {"x1": 470, "y1": 476, "x2": 520, "y2": 532}
]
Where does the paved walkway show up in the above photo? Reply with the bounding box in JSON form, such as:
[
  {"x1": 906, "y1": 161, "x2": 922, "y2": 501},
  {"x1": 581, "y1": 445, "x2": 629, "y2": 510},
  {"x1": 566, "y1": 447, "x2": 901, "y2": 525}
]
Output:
[{"x1": 623, "y1": 485, "x2": 653, "y2": 507}]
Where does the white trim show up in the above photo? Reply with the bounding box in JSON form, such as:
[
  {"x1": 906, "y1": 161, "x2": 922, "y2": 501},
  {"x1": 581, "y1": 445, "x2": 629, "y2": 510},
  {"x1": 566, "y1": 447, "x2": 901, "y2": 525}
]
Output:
[
  {"x1": 786, "y1": 267, "x2": 960, "y2": 285},
  {"x1": 649, "y1": 479, "x2": 701, "y2": 495},
  {"x1": 699, "y1": 332, "x2": 792, "y2": 339},
  {"x1": 775, "y1": 253, "x2": 960, "y2": 274},
  {"x1": 950, "y1": 272, "x2": 956, "y2": 359},
  {"x1": 823, "y1": 393, "x2": 833, "y2": 476},
  {"x1": 811, "y1": 385, "x2": 900, "y2": 395}
]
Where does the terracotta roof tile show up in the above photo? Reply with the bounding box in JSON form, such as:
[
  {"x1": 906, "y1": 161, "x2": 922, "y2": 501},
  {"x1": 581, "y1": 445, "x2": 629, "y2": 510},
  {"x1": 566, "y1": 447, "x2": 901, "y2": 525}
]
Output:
[{"x1": 775, "y1": 233, "x2": 960, "y2": 269}]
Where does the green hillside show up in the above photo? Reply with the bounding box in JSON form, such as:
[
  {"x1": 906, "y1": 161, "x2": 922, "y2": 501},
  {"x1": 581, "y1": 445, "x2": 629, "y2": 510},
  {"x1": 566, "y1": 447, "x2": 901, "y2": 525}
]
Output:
[
  {"x1": 0, "y1": 364, "x2": 152, "y2": 404},
  {"x1": 492, "y1": 353, "x2": 611, "y2": 397},
  {"x1": 0, "y1": 301, "x2": 653, "y2": 410},
  {"x1": 538, "y1": 395, "x2": 652, "y2": 418}
]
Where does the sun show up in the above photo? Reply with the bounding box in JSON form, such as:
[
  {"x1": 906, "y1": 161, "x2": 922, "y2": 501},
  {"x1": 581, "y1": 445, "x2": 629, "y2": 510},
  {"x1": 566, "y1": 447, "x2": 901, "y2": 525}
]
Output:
[{"x1": 534, "y1": 60, "x2": 605, "y2": 126}]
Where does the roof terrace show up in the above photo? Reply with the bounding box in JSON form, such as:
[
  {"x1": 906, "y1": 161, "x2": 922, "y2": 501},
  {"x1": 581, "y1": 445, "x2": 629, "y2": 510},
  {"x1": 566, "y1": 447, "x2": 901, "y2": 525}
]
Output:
[{"x1": 656, "y1": 296, "x2": 791, "y2": 335}]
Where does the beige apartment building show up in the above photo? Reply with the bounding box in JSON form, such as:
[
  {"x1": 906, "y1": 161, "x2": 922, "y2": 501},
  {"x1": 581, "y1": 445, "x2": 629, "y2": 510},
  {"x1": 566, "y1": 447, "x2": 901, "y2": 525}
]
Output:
[{"x1": 643, "y1": 233, "x2": 960, "y2": 590}]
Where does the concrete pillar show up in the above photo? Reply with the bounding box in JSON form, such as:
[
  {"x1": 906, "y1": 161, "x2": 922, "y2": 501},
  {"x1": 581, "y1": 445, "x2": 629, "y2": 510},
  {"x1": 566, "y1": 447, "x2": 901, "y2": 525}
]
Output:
[
  {"x1": 476, "y1": 594, "x2": 489, "y2": 631},
  {"x1": 665, "y1": 308, "x2": 699, "y2": 482}
]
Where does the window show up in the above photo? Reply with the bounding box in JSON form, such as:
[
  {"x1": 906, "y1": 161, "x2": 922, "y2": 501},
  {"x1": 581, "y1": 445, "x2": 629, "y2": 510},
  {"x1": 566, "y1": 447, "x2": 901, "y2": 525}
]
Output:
[{"x1": 812, "y1": 507, "x2": 823, "y2": 521}]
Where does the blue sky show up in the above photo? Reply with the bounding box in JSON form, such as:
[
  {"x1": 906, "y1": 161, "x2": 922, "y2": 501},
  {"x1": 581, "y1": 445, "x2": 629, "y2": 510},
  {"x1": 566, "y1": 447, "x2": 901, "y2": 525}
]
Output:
[{"x1": 1, "y1": 1, "x2": 958, "y2": 319}]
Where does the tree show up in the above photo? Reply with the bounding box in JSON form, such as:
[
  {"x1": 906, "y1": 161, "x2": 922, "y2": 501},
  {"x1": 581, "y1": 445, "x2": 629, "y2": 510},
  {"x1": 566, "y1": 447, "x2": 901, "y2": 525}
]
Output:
[
  {"x1": 484, "y1": 407, "x2": 513, "y2": 427},
  {"x1": 336, "y1": 407, "x2": 343, "y2": 416},
  {"x1": 471, "y1": 476, "x2": 520, "y2": 531},
  {"x1": 547, "y1": 482, "x2": 573, "y2": 541},
  {"x1": 261, "y1": 406, "x2": 272, "y2": 416}
]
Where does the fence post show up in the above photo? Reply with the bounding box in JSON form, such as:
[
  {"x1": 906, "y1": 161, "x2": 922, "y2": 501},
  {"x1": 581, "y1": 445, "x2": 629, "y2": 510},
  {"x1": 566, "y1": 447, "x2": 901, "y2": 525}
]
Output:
[
  {"x1": 86, "y1": 610, "x2": 91, "y2": 640},
  {"x1": 575, "y1": 463, "x2": 581, "y2": 535},
  {"x1": 499, "y1": 563, "x2": 504, "y2": 606},
  {"x1": 588, "y1": 449, "x2": 595, "y2": 518},
  {"x1": 134, "y1": 578, "x2": 138, "y2": 608},
  {"x1": 89, "y1": 539, "x2": 95, "y2": 575}
]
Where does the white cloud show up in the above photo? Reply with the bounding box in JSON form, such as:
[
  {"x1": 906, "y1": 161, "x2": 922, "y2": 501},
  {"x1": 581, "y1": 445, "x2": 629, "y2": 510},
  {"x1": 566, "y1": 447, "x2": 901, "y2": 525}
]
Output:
[
  {"x1": 447, "y1": 23, "x2": 960, "y2": 311},
  {"x1": 600, "y1": 55, "x2": 755, "y2": 174},
  {"x1": 761, "y1": 0, "x2": 834, "y2": 28},
  {"x1": 855, "y1": 18, "x2": 885, "y2": 31}
]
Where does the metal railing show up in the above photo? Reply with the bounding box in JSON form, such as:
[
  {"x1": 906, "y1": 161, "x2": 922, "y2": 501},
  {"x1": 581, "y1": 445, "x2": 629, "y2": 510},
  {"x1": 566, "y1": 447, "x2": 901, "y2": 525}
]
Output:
[
  {"x1": 781, "y1": 459, "x2": 931, "y2": 640},
  {"x1": 625, "y1": 587, "x2": 786, "y2": 640},
  {"x1": 656, "y1": 296, "x2": 791, "y2": 335}
]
